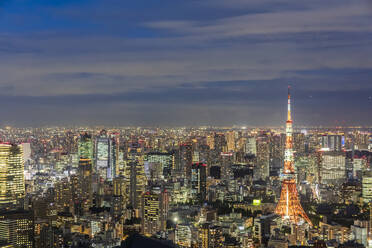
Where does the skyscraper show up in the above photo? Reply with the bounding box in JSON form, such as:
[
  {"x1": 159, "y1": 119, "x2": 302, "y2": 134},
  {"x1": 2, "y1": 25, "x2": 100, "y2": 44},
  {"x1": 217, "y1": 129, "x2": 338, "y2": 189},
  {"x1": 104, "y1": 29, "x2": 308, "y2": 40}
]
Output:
[
  {"x1": 0, "y1": 143, "x2": 25, "y2": 207},
  {"x1": 256, "y1": 138, "x2": 270, "y2": 180},
  {"x1": 362, "y1": 171, "x2": 372, "y2": 203},
  {"x1": 78, "y1": 133, "x2": 93, "y2": 212},
  {"x1": 320, "y1": 151, "x2": 346, "y2": 185},
  {"x1": 321, "y1": 134, "x2": 343, "y2": 152},
  {"x1": 198, "y1": 223, "x2": 223, "y2": 248},
  {"x1": 179, "y1": 144, "x2": 192, "y2": 181},
  {"x1": 141, "y1": 188, "x2": 169, "y2": 237},
  {"x1": 95, "y1": 130, "x2": 113, "y2": 180},
  {"x1": 175, "y1": 224, "x2": 192, "y2": 247},
  {"x1": 0, "y1": 210, "x2": 34, "y2": 247},
  {"x1": 226, "y1": 131, "x2": 236, "y2": 152},
  {"x1": 214, "y1": 134, "x2": 227, "y2": 154},
  {"x1": 112, "y1": 176, "x2": 127, "y2": 218},
  {"x1": 245, "y1": 137, "x2": 257, "y2": 155},
  {"x1": 145, "y1": 152, "x2": 174, "y2": 181},
  {"x1": 191, "y1": 163, "x2": 207, "y2": 203},
  {"x1": 128, "y1": 161, "x2": 146, "y2": 210},
  {"x1": 110, "y1": 132, "x2": 120, "y2": 179}
]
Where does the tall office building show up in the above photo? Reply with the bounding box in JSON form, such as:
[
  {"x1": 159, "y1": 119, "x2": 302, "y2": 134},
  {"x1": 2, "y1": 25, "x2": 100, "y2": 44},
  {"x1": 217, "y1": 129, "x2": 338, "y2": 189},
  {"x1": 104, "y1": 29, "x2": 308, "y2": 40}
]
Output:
[
  {"x1": 206, "y1": 135, "x2": 215, "y2": 150},
  {"x1": 320, "y1": 152, "x2": 346, "y2": 185},
  {"x1": 128, "y1": 162, "x2": 146, "y2": 210},
  {"x1": 125, "y1": 143, "x2": 146, "y2": 211},
  {"x1": 293, "y1": 132, "x2": 305, "y2": 154},
  {"x1": 95, "y1": 130, "x2": 119, "y2": 180},
  {"x1": 256, "y1": 139, "x2": 270, "y2": 180},
  {"x1": 0, "y1": 210, "x2": 34, "y2": 247},
  {"x1": 214, "y1": 134, "x2": 227, "y2": 154},
  {"x1": 245, "y1": 137, "x2": 257, "y2": 155},
  {"x1": 269, "y1": 134, "x2": 283, "y2": 176},
  {"x1": 321, "y1": 135, "x2": 343, "y2": 152},
  {"x1": 179, "y1": 144, "x2": 193, "y2": 180},
  {"x1": 95, "y1": 130, "x2": 109, "y2": 175},
  {"x1": 141, "y1": 188, "x2": 169, "y2": 237},
  {"x1": 54, "y1": 178, "x2": 72, "y2": 212},
  {"x1": 112, "y1": 176, "x2": 127, "y2": 218},
  {"x1": 145, "y1": 152, "x2": 174, "y2": 181},
  {"x1": 198, "y1": 223, "x2": 223, "y2": 248},
  {"x1": 363, "y1": 171, "x2": 372, "y2": 203},
  {"x1": 78, "y1": 132, "x2": 93, "y2": 161},
  {"x1": 191, "y1": 163, "x2": 207, "y2": 203},
  {"x1": 175, "y1": 224, "x2": 192, "y2": 247},
  {"x1": 21, "y1": 143, "x2": 31, "y2": 163},
  {"x1": 353, "y1": 157, "x2": 367, "y2": 179},
  {"x1": 0, "y1": 143, "x2": 25, "y2": 207},
  {"x1": 111, "y1": 133, "x2": 120, "y2": 179},
  {"x1": 226, "y1": 131, "x2": 236, "y2": 152},
  {"x1": 78, "y1": 133, "x2": 93, "y2": 212}
]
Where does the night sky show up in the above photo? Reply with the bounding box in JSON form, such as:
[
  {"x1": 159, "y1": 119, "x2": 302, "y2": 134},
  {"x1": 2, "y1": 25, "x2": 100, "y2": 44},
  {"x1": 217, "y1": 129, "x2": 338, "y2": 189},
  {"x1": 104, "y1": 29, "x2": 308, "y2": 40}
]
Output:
[{"x1": 1, "y1": 0, "x2": 372, "y2": 126}]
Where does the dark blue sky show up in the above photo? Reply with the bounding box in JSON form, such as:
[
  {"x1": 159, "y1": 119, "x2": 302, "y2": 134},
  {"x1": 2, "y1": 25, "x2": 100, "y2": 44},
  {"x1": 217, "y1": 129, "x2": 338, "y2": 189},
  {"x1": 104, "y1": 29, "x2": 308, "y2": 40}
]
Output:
[{"x1": 1, "y1": 0, "x2": 372, "y2": 126}]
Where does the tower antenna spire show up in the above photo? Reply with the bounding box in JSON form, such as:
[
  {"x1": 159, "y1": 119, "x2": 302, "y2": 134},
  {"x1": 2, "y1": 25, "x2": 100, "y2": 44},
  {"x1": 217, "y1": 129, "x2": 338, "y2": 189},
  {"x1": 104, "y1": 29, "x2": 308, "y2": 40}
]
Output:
[{"x1": 287, "y1": 85, "x2": 291, "y2": 122}]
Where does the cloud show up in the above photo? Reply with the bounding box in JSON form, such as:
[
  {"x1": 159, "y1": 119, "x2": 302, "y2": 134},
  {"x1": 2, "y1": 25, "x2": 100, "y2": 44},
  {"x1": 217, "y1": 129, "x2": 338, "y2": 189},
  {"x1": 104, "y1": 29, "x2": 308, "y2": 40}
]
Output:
[
  {"x1": 0, "y1": 0, "x2": 371, "y2": 125},
  {"x1": 146, "y1": 1, "x2": 372, "y2": 39}
]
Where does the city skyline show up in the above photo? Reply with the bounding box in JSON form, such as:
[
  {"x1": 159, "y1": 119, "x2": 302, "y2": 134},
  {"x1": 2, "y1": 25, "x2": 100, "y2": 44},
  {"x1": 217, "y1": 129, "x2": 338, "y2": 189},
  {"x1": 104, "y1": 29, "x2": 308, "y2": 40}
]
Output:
[
  {"x1": 1, "y1": 1, "x2": 372, "y2": 247},
  {"x1": 0, "y1": 92, "x2": 369, "y2": 247},
  {"x1": 1, "y1": 0, "x2": 372, "y2": 126}
]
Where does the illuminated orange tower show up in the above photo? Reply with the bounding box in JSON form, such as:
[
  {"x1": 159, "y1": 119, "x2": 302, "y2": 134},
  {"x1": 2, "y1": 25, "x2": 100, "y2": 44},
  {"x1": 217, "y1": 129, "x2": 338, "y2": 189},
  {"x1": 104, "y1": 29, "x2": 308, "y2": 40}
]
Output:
[{"x1": 275, "y1": 86, "x2": 312, "y2": 225}]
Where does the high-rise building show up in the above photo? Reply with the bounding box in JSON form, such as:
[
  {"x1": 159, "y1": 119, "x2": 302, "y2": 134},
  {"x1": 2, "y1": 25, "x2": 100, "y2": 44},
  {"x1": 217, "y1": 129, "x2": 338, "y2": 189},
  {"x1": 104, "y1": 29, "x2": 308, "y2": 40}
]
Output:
[
  {"x1": 198, "y1": 223, "x2": 223, "y2": 248},
  {"x1": 141, "y1": 189, "x2": 169, "y2": 237},
  {"x1": 95, "y1": 130, "x2": 119, "y2": 180},
  {"x1": 206, "y1": 135, "x2": 215, "y2": 150},
  {"x1": 54, "y1": 178, "x2": 72, "y2": 212},
  {"x1": 293, "y1": 132, "x2": 305, "y2": 154},
  {"x1": 78, "y1": 133, "x2": 93, "y2": 212},
  {"x1": 191, "y1": 163, "x2": 207, "y2": 203},
  {"x1": 175, "y1": 224, "x2": 192, "y2": 247},
  {"x1": 351, "y1": 220, "x2": 368, "y2": 247},
  {"x1": 78, "y1": 132, "x2": 93, "y2": 161},
  {"x1": 321, "y1": 135, "x2": 343, "y2": 152},
  {"x1": 226, "y1": 131, "x2": 236, "y2": 152},
  {"x1": 145, "y1": 152, "x2": 174, "y2": 181},
  {"x1": 256, "y1": 138, "x2": 270, "y2": 180},
  {"x1": 0, "y1": 143, "x2": 25, "y2": 207},
  {"x1": 0, "y1": 210, "x2": 34, "y2": 247},
  {"x1": 214, "y1": 134, "x2": 227, "y2": 154},
  {"x1": 128, "y1": 161, "x2": 145, "y2": 210},
  {"x1": 269, "y1": 134, "x2": 283, "y2": 176},
  {"x1": 363, "y1": 171, "x2": 372, "y2": 203},
  {"x1": 353, "y1": 157, "x2": 367, "y2": 179},
  {"x1": 320, "y1": 152, "x2": 346, "y2": 185},
  {"x1": 112, "y1": 176, "x2": 127, "y2": 218},
  {"x1": 125, "y1": 143, "x2": 146, "y2": 211},
  {"x1": 110, "y1": 132, "x2": 120, "y2": 180},
  {"x1": 179, "y1": 144, "x2": 192, "y2": 180},
  {"x1": 245, "y1": 137, "x2": 257, "y2": 155},
  {"x1": 21, "y1": 143, "x2": 31, "y2": 163}
]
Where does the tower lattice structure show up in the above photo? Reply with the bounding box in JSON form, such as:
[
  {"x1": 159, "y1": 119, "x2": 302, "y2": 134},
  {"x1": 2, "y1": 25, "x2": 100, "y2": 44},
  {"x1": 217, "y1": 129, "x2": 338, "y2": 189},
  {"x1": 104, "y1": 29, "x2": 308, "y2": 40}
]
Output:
[{"x1": 275, "y1": 87, "x2": 312, "y2": 226}]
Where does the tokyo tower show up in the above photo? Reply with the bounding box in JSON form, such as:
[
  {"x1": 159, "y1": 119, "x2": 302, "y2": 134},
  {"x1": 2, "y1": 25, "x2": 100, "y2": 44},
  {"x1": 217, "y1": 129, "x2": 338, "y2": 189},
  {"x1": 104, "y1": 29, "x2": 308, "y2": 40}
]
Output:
[{"x1": 275, "y1": 86, "x2": 312, "y2": 226}]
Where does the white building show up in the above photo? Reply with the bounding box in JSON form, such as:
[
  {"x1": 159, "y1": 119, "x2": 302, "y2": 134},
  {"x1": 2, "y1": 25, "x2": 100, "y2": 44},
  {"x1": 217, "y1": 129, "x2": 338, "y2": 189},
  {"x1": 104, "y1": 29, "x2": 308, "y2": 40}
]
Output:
[
  {"x1": 175, "y1": 224, "x2": 192, "y2": 247},
  {"x1": 21, "y1": 143, "x2": 31, "y2": 162},
  {"x1": 320, "y1": 152, "x2": 346, "y2": 185},
  {"x1": 245, "y1": 137, "x2": 257, "y2": 155},
  {"x1": 362, "y1": 170, "x2": 372, "y2": 203}
]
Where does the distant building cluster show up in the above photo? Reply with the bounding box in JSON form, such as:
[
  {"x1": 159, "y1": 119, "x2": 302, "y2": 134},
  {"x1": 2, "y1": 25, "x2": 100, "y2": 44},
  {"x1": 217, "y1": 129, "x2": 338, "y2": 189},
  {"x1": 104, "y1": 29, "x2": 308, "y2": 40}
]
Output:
[{"x1": 0, "y1": 95, "x2": 372, "y2": 247}]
